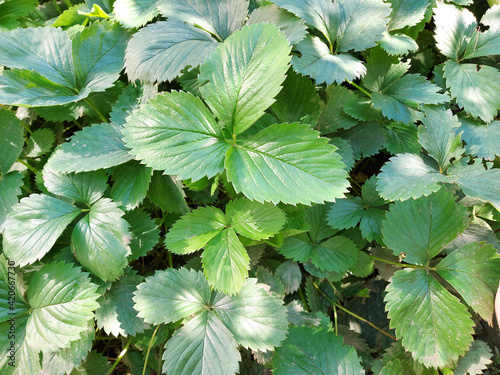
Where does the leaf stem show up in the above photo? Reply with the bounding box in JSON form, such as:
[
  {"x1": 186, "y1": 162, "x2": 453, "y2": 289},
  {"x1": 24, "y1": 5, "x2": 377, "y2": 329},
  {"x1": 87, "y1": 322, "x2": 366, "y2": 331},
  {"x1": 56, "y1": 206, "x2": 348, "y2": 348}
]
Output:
[
  {"x1": 312, "y1": 281, "x2": 396, "y2": 341},
  {"x1": 298, "y1": 287, "x2": 310, "y2": 312},
  {"x1": 63, "y1": 0, "x2": 73, "y2": 8},
  {"x1": 52, "y1": 0, "x2": 62, "y2": 14},
  {"x1": 16, "y1": 159, "x2": 38, "y2": 174},
  {"x1": 370, "y1": 255, "x2": 434, "y2": 270},
  {"x1": 347, "y1": 80, "x2": 371, "y2": 98},
  {"x1": 142, "y1": 325, "x2": 160, "y2": 375},
  {"x1": 105, "y1": 338, "x2": 132, "y2": 375},
  {"x1": 84, "y1": 98, "x2": 107, "y2": 123}
]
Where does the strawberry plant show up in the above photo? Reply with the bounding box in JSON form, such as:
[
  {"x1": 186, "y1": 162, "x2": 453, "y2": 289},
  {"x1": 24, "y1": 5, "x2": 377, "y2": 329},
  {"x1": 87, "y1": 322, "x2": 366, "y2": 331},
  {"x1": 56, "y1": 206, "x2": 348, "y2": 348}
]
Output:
[{"x1": 1, "y1": 0, "x2": 500, "y2": 374}]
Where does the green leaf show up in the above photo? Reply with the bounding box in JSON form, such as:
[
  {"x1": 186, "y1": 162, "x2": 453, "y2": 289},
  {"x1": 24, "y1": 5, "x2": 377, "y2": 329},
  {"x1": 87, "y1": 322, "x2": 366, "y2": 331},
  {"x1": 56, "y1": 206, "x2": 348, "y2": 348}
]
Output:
[
  {"x1": 305, "y1": 203, "x2": 337, "y2": 243},
  {"x1": 335, "y1": 122, "x2": 387, "y2": 159},
  {"x1": 158, "y1": 0, "x2": 249, "y2": 41},
  {"x1": 226, "y1": 198, "x2": 285, "y2": 240},
  {"x1": 256, "y1": 266, "x2": 286, "y2": 296},
  {"x1": 418, "y1": 107, "x2": 464, "y2": 171},
  {"x1": 0, "y1": 0, "x2": 38, "y2": 30},
  {"x1": 292, "y1": 35, "x2": 366, "y2": 84},
  {"x1": 226, "y1": 123, "x2": 349, "y2": 205},
  {"x1": 376, "y1": 153, "x2": 450, "y2": 201},
  {"x1": 42, "y1": 167, "x2": 108, "y2": 205},
  {"x1": 199, "y1": 23, "x2": 291, "y2": 135},
  {"x1": 95, "y1": 268, "x2": 149, "y2": 336},
  {"x1": 111, "y1": 161, "x2": 152, "y2": 211},
  {"x1": 385, "y1": 269, "x2": 474, "y2": 367},
  {"x1": 163, "y1": 310, "x2": 241, "y2": 375},
  {"x1": 274, "y1": 260, "x2": 302, "y2": 294},
  {"x1": 25, "y1": 128, "x2": 55, "y2": 158},
  {"x1": 2, "y1": 194, "x2": 80, "y2": 266},
  {"x1": 125, "y1": 20, "x2": 218, "y2": 83},
  {"x1": 386, "y1": 0, "x2": 430, "y2": 31},
  {"x1": 147, "y1": 172, "x2": 189, "y2": 215},
  {"x1": 458, "y1": 117, "x2": 500, "y2": 160},
  {"x1": 0, "y1": 108, "x2": 23, "y2": 175},
  {"x1": 69, "y1": 351, "x2": 111, "y2": 374},
  {"x1": 454, "y1": 340, "x2": 493, "y2": 375},
  {"x1": 124, "y1": 209, "x2": 160, "y2": 261},
  {"x1": 202, "y1": 228, "x2": 250, "y2": 294},
  {"x1": 327, "y1": 196, "x2": 365, "y2": 230},
  {"x1": 382, "y1": 188, "x2": 469, "y2": 265},
  {"x1": 0, "y1": 281, "x2": 28, "y2": 322},
  {"x1": 71, "y1": 198, "x2": 131, "y2": 281},
  {"x1": 26, "y1": 261, "x2": 100, "y2": 353},
  {"x1": 0, "y1": 172, "x2": 23, "y2": 233},
  {"x1": 384, "y1": 122, "x2": 420, "y2": 155},
  {"x1": 165, "y1": 206, "x2": 227, "y2": 254},
  {"x1": 378, "y1": 32, "x2": 418, "y2": 56},
  {"x1": 123, "y1": 91, "x2": 230, "y2": 181},
  {"x1": 272, "y1": 326, "x2": 364, "y2": 375},
  {"x1": 133, "y1": 268, "x2": 211, "y2": 325},
  {"x1": 246, "y1": 4, "x2": 307, "y2": 45},
  {"x1": 436, "y1": 242, "x2": 500, "y2": 324},
  {"x1": 317, "y1": 85, "x2": 358, "y2": 134},
  {"x1": 212, "y1": 278, "x2": 288, "y2": 350},
  {"x1": 113, "y1": 0, "x2": 159, "y2": 28},
  {"x1": 444, "y1": 60, "x2": 500, "y2": 123},
  {"x1": 463, "y1": 5, "x2": 500, "y2": 59}
]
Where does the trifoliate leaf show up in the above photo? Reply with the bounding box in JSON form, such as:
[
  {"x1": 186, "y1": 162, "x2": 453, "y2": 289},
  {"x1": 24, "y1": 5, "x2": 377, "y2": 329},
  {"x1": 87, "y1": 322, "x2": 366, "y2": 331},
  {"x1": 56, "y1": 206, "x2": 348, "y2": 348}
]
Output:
[
  {"x1": 199, "y1": 23, "x2": 291, "y2": 135},
  {"x1": 458, "y1": 117, "x2": 500, "y2": 160},
  {"x1": 292, "y1": 36, "x2": 366, "y2": 84},
  {"x1": 111, "y1": 161, "x2": 152, "y2": 211},
  {"x1": 42, "y1": 167, "x2": 108, "y2": 205},
  {"x1": 124, "y1": 209, "x2": 159, "y2": 261},
  {"x1": 418, "y1": 107, "x2": 464, "y2": 171},
  {"x1": 246, "y1": 4, "x2": 307, "y2": 45},
  {"x1": 164, "y1": 207, "x2": 227, "y2": 254},
  {"x1": 0, "y1": 108, "x2": 23, "y2": 175},
  {"x1": 95, "y1": 268, "x2": 149, "y2": 336},
  {"x1": 125, "y1": 20, "x2": 218, "y2": 83},
  {"x1": 163, "y1": 310, "x2": 241, "y2": 375},
  {"x1": 147, "y1": 172, "x2": 189, "y2": 215},
  {"x1": 272, "y1": 326, "x2": 364, "y2": 375},
  {"x1": 26, "y1": 262, "x2": 100, "y2": 353},
  {"x1": 71, "y1": 198, "x2": 131, "y2": 281},
  {"x1": 381, "y1": 188, "x2": 469, "y2": 265},
  {"x1": 336, "y1": 122, "x2": 387, "y2": 159},
  {"x1": 454, "y1": 340, "x2": 493, "y2": 375},
  {"x1": 113, "y1": 0, "x2": 159, "y2": 28},
  {"x1": 133, "y1": 268, "x2": 211, "y2": 325},
  {"x1": 25, "y1": 129, "x2": 55, "y2": 158},
  {"x1": 463, "y1": 5, "x2": 500, "y2": 59},
  {"x1": 226, "y1": 198, "x2": 285, "y2": 240},
  {"x1": 436, "y1": 242, "x2": 500, "y2": 324},
  {"x1": 212, "y1": 278, "x2": 288, "y2": 350},
  {"x1": 317, "y1": 85, "x2": 358, "y2": 134},
  {"x1": 226, "y1": 123, "x2": 349, "y2": 205},
  {"x1": 378, "y1": 32, "x2": 418, "y2": 55},
  {"x1": 376, "y1": 153, "x2": 450, "y2": 201},
  {"x1": 385, "y1": 269, "x2": 474, "y2": 367},
  {"x1": 444, "y1": 60, "x2": 500, "y2": 123},
  {"x1": 158, "y1": 0, "x2": 249, "y2": 41},
  {"x1": 3, "y1": 194, "x2": 80, "y2": 266},
  {"x1": 202, "y1": 228, "x2": 250, "y2": 294},
  {"x1": 384, "y1": 122, "x2": 420, "y2": 155},
  {"x1": 0, "y1": 172, "x2": 23, "y2": 233},
  {"x1": 123, "y1": 91, "x2": 229, "y2": 181},
  {"x1": 274, "y1": 260, "x2": 302, "y2": 294}
]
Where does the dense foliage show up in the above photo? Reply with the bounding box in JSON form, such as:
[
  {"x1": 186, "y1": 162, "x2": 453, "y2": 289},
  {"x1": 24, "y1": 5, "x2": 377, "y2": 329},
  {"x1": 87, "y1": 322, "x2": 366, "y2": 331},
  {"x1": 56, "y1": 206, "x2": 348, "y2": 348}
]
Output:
[{"x1": 1, "y1": 0, "x2": 500, "y2": 374}]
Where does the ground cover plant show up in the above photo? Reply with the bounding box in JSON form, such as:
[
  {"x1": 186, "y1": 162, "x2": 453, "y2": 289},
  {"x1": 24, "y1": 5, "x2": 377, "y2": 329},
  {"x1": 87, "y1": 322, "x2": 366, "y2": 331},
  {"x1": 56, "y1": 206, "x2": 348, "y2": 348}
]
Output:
[{"x1": 1, "y1": 0, "x2": 500, "y2": 374}]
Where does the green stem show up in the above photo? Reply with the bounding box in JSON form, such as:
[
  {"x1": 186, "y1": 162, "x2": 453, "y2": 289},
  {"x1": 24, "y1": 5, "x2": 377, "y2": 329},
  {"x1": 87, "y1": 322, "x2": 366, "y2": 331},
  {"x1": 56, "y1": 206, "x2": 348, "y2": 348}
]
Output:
[
  {"x1": 16, "y1": 159, "x2": 38, "y2": 174},
  {"x1": 333, "y1": 305, "x2": 338, "y2": 335},
  {"x1": 63, "y1": 0, "x2": 73, "y2": 8},
  {"x1": 298, "y1": 288, "x2": 310, "y2": 312},
  {"x1": 52, "y1": 0, "x2": 62, "y2": 14},
  {"x1": 167, "y1": 250, "x2": 173, "y2": 268},
  {"x1": 312, "y1": 281, "x2": 396, "y2": 341},
  {"x1": 370, "y1": 255, "x2": 434, "y2": 270},
  {"x1": 105, "y1": 338, "x2": 132, "y2": 375},
  {"x1": 142, "y1": 325, "x2": 160, "y2": 375},
  {"x1": 84, "y1": 98, "x2": 107, "y2": 123},
  {"x1": 347, "y1": 80, "x2": 371, "y2": 98}
]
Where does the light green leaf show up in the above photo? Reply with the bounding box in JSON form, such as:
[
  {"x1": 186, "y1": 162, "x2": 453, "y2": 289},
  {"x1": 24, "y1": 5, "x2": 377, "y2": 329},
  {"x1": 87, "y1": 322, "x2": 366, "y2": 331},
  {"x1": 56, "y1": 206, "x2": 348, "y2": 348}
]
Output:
[
  {"x1": 382, "y1": 188, "x2": 469, "y2": 265},
  {"x1": 95, "y1": 268, "x2": 149, "y2": 336},
  {"x1": 158, "y1": 0, "x2": 249, "y2": 41},
  {"x1": 418, "y1": 107, "x2": 464, "y2": 170},
  {"x1": 25, "y1": 128, "x2": 55, "y2": 158},
  {"x1": 0, "y1": 172, "x2": 23, "y2": 233},
  {"x1": 164, "y1": 206, "x2": 227, "y2": 254},
  {"x1": 272, "y1": 326, "x2": 364, "y2": 375},
  {"x1": 123, "y1": 91, "x2": 230, "y2": 181},
  {"x1": 386, "y1": 0, "x2": 429, "y2": 31},
  {"x1": 42, "y1": 167, "x2": 108, "y2": 205},
  {"x1": 454, "y1": 340, "x2": 493, "y2": 375},
  {"x1": 292, "y1": 35, "x2": 366, "y2": 84},
  {"x1": 226, "y1": 123, "x2": 349, "y2": 205},
  {"x1": 246, "y1": 4, "x2": 307, "y2": 45},
  {"x1": 202, "y1": 228, "x2": 250, "y2": 294},
  {"x1": 125, "y1": 20, "x2": 218, "y2": 83},
  {"x1": 199, "y1": 23, "x2": 291, "y2": 135},
  {"x1": 162, "y1": 310, "x2": 240, "y2": 375},
  {"x1": 376, "y1": 153, "x2": 451, "y2": 201},
  {"x1": 2, "y1": 194, "x2": 80, "y2": 266},
  {"x1": 124, "y1": 209, "x2": 160, "y2": 261},
  {"x1": 378, "y1": 32, "x2": 418, "y2": 55},
  {"x1": 385, "y1": 269, "x2": 474, "y2": 367},
  {"x1": 463, "y1": 4, "x2": 500, "y2": 59},
  {"x1": 0, "y1": 108, "x2": 23, "y2": 175},
  {"x1": 458, "y1": 117, "x2": 500, "y2": 160},
  {"x1": 436, "y1": 242, "x2": 500, "y2": 324},
  {"x1": 111, "y1": 161, "x2": 152, "y2": 211},
  {"x1": 113, "y1": 0, "x2": 159, "y2": 28},
  {"x1": 133, "y1": 268, "x2": 211, "y2": 325},
  {"x1": 317, "y1": 85, "x2": 358, "y2": 134},
  {"x1": 444, "y1": 60, "x2": 500, "y2": 123},
  {"x1": 213, "y1": 278, "x2": 289, "y2": 350},
  {"x1": 274, "y1": 260, "x2": 302, "y2": 294},
  {"x1": 147, "y1": 172, "x2": 189, "y2": 215},
  {"x1": 26, "y1": 262, "x2": 100, "y2": 353},
  {"x1": 71, "y1": 198, "x2": 131, "y2": 281},
  {"x1": 226, "y1": 198, "x2": 285, "y2": 240}
]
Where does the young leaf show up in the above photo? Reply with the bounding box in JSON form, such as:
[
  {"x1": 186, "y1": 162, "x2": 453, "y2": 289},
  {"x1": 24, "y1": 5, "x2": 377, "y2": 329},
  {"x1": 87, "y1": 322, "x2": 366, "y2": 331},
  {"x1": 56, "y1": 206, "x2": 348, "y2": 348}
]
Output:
[
  {"x1": 0, "y1": 108, "x2": 23, "y2": 175},
  {"x1": 71, "y1": 198, "x2": 131, "y2": 281},
  {"x1": 226, "y1": 123, "x2": 349, "y2": 205},
  {"x1": 2, "y1": 194, "x2": 81, "y2": 266},
  {"x1": 385, "y1": 269, "x2": 474, "y2": 367},
  {"x1": 272, "y1": 326, "x2": 364, "y2": 375},
  {"x1": 0, "y1": 172, "x2": 23, "y2": 233},
  {"x1": 113, "y1": 0, "x2": 159, "y2": 28},
  {"x1": 198, "y1": 23, "x2": 291, "y2": 135},
  {"x1": 381, "y1": 188, "x2": 469, "y2": 265},
  {"x1": 111, "y1": 161, "x2": 152, "y2": 211}
]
